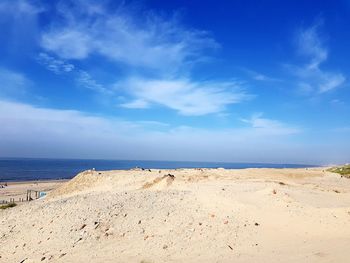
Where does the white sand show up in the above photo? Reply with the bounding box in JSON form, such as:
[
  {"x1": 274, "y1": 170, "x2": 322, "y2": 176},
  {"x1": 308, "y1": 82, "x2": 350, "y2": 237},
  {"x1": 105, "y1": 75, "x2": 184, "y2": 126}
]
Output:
[{"x1": 1, "y1": 168, "x2": 350, "y2": 262}]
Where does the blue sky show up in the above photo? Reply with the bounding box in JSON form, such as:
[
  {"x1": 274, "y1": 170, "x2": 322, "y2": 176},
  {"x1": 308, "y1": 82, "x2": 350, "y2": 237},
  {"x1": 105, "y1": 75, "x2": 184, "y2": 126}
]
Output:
[{"x1": 0, "y1": 0, "x2": 349, "y2": 164}]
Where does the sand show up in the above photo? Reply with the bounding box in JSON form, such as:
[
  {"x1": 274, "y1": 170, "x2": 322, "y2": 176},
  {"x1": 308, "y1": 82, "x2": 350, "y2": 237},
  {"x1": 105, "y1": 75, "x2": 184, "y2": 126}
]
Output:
[
  {"x1": 0, "y1": 180, "x2": 67, "y2": 203},
  {"x1": 1, "y1": 167, "x2": 350, "y2": 262}
]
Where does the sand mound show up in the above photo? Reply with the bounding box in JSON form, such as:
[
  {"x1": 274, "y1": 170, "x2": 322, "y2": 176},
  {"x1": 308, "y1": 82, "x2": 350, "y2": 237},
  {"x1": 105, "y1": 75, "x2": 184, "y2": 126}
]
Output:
[
  {"x1": 142, "y1": 174, "x2": 175, "y2": 190},
  {"x1": 48, "y1": 170, "x2": 103, "y2": 199}
]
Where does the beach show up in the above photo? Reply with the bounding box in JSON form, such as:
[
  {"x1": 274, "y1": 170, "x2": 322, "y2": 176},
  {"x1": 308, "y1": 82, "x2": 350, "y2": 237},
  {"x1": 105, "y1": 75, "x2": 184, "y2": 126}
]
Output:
[
  {"x1": 0, "y1": 180, "x2": 67, "y2": 203},
  {"x1": 1, "y1": 167, "x2": 350, "y2": 262}
]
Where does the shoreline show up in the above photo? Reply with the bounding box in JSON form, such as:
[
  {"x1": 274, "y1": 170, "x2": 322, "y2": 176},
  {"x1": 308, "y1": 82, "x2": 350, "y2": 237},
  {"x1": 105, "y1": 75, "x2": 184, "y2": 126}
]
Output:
[
  {"x1": 0, "y1": 166, "x2": 328, "y2": 183},
  {"x1": 0, "y1": 178, "x2": 69, "y2": 184}
]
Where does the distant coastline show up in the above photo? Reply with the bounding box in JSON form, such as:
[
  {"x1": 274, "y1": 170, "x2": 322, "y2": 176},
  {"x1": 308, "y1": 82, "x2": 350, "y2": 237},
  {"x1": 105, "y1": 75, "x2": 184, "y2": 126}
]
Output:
[{"x1": 0, "y1": 158, "x2": 318, "y2": 182}]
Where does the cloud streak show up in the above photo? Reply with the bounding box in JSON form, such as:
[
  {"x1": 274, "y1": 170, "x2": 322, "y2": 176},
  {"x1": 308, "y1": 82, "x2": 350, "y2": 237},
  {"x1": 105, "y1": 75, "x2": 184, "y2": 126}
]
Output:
[
  {"x1": 242, "y1": 68, "x2": 281, "y2": 82},
  {"x1": 292, "y1": 22, "x2": 346, "y2": 94},
  {"x1": 41, "y1": 1, "x2": 218, "y2": 74},
  {"x1": 37, "y1": 53, "x2": 75, "y2": 74},
  {"x1": 119, "y1": 78, "x2": 250, "y2": 116},
  {"x1": 241, "y1": 113, "x2": 300, "y2": 135},
  {"x1": 76, "y1": 70, "x2": 109, "y2": 94}
]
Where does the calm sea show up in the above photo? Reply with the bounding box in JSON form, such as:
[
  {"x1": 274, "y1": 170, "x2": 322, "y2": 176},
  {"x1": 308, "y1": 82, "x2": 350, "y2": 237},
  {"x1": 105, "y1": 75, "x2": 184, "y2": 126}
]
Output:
[{"x1": 0, "y1": 158, "x2": 317, "y2": 182}]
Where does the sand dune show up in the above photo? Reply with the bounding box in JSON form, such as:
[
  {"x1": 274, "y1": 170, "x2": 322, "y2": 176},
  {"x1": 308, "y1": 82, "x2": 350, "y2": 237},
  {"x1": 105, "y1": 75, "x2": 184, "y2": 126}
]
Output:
[{"x1": 1, "y1": 168, "x2": 350, "y2": 262}]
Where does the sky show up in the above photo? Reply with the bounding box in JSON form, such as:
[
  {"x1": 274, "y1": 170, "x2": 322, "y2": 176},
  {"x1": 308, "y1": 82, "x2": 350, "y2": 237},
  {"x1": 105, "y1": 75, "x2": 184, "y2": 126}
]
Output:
[{"x1": 0, "y1": 0, "x2": 349, "y2": 164}]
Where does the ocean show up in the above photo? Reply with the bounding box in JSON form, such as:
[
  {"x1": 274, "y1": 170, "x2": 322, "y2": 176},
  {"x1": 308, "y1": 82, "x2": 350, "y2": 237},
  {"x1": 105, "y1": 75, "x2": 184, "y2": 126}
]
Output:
[{"x1": 0, "y1": 158, "x2": 317, "y2": 182}]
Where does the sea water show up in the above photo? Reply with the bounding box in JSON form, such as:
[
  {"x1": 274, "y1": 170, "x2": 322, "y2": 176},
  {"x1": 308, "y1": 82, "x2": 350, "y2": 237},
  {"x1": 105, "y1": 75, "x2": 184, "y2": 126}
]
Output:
[{"x1": 0, "y1": 158, "x2": 316, "y2": 182}]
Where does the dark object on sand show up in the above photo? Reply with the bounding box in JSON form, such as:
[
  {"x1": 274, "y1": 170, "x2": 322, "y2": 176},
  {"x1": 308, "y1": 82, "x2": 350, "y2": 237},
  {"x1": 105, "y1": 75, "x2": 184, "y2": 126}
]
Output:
[{"x1": 0, "y1": 203, "x2": 17, "y2": 209}]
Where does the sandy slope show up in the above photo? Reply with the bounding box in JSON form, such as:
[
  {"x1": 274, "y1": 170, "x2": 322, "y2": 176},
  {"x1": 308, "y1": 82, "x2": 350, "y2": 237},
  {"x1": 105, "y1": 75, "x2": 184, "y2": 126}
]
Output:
[{"x1": 1, "y1": 168, "x2": 350, "y2": 263}]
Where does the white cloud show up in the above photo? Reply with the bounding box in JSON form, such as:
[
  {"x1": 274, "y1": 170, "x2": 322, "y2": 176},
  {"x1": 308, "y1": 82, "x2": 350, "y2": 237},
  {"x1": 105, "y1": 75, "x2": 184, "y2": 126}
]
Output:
[
  {"x1": 76, "y1": 70, "x2": 109, "y2": 94},
  {"x1": 36, "y1": 53, "x2": 108, "y2": 94},
  {"x1": 119, "y1": 78, "x2": 250, "y2": 116},
  {"x1": 42, "y1": 30, "x2": 92, "y2": 60},
  {"x1": 318, "y1": 72, "x2": 345, "y2": 93},
  {"x1": 36, "y1": 52, "x2": 107, "y2": 94},
  {"x1": 40, "y1": 2, "x2": 217, "y2": 73},
  {"x1": 297, "y1": 23, "x2": 328, "y2": 69},
  {"x1": 36, "y1": 1, "x2": 252, "y2": 117},
  {"x1": 292, "y1": 22, "x2": 346, "y2": 94},
  {"x1": 241, "y1": 113, "x2": 300, "y2": 135},
  {"x1": 254, "y1": 74, "x2": 273, "y2": 81},
  {"x1": 0, "y1": 100, "x2": 313, "y2": 163},
  {"x1": 37, "y1": 53, "x2": 75, "y2": 74},
  {"x1": 35, "y1": 1, "x2": 249, "y2": 117},
  {"x1": 243, "y1": 68, "x2": 280, "y2": 82},
  {"x1": 120, "y1": 99, "x2": 150, "y2": 109}
]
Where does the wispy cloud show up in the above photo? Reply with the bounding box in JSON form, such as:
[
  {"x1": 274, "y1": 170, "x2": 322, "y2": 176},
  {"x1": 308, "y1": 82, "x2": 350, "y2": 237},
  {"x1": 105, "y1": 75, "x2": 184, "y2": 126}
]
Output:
[
  {"x1": 76, "y1": 70, "x2": 109, "y2": 94},
  {"x1": 120, "y1": 99, "x2": 150, "y2": 109},
  {"x1": 296, "y1": 22, "x2": 328, "y2": 69},
  {"x1": 0, "y1": 0, "x2": 42, "y2": 16},
  {"x1": 34, "y1": 1, "x2": 252, "y2": 116},
  {"x1": 241, "y1": 113, "x2": 300, "y2": 135},
  {"x1": 291, "y1": 21, "x2": 346, "y2": 94},
  {"x1": 37, "y1": 52, "x2": 106, "y2": 94},
  {"x1": 40, "y1": 1, "x2": 218, "y2": 74},
  {"x1": 37, "y1": 53, "x2": 75, "y2": 74},
  {"x1": 119, "y1": 78, "x2": 250, "y2": 116},
  {"x1": 242, "y1": 68, "x2": 280, "y2": 82}
]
